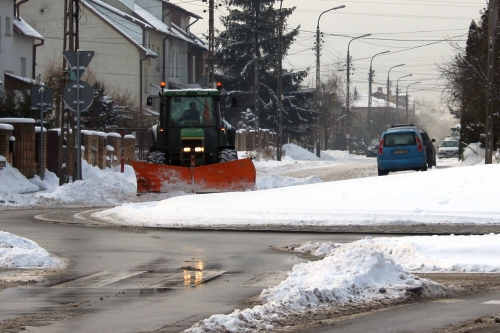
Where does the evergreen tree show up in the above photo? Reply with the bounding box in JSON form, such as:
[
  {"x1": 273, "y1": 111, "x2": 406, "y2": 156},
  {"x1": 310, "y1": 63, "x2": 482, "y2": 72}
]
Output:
[
  {"x1": 215, "y1": 0, "x2": 312, "y2": 140},
  {"x1": 440, "y1": 6, "x2": 499, "y2": 153},
  {"x1": 83, "y1": 81, "x2": 129, "y2": 130}
]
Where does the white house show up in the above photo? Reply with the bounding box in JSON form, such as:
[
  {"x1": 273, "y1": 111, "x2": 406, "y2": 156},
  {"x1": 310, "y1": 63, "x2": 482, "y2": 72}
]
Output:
[
  {"x1": 0, "y1": 0, "x2": 44, "y2": 92},
  {"x1": 20, "y1": 0, "x2": 208, "y2": 124}
]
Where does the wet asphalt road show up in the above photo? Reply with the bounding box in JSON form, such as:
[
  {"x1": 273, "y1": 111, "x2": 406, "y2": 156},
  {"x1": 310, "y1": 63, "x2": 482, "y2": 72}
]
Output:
[{"x1": 0, "y1": 208, "x2": 378, "y2": 333}]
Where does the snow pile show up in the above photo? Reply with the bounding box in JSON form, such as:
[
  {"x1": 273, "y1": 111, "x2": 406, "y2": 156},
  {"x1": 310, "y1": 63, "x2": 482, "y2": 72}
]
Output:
[
  {"x1": 0, "y1": 162, "x2": 39, "y2": 194},
  {"x1": 94, "y1": 164, "x2": 500, "y2": 227},
  {"x1": 37, "y1": 161, "x2": 137, "y2": 205},
  {"x1": 282, "y1": 143, "x2": 320, "y2": 161},
  {"x1": 257, "y1": 174, "x2": 322, "y2": 190},
  {"x1": 0, "y1": 231, "x2": 63, "y2": 268},
  {"x1": 186, "y1": 234, "x2": 500, "y2": 332},
  {"x1": 0, "y1": 159, "x2": 137, "y2": 207},
  {"x1": 287, "y1": 234, "x2": 500, "y2": 273},
  {"x1": 186, "y1": 243, "x2": 445, "y2": 333}
]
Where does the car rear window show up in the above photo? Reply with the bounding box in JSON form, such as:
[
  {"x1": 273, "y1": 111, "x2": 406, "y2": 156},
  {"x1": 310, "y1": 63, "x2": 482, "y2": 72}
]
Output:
[
  {"x1": 384, "y1": 132, "x2": 416, "y2": 147},
  {"x1": 441, "y1": 140, "x2": 459, "y2": 147}
]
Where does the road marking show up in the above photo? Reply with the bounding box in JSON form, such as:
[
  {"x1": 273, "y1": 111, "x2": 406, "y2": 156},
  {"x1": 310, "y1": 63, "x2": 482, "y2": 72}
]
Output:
[
  {"x1": 433, "y1": 299, "x2": 465, "y2": 304},
  {"x1": 482, "y1": 300, "x2": 500, "y2": 305},
  {"x1": 51, "y1": 270, "x2": 225, "y2": 289},
  {"x1": 52, "y1": 271, "x2": 146, "y2": 288}
]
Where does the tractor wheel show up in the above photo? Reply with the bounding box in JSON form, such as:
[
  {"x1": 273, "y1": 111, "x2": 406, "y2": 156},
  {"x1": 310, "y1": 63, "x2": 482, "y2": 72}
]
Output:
[
  {"x1": 219, "y1": 149, "x2": 238, "y2": 163},
  {"x1": 147, "y1": 151, "x2": 166, "y2": 164}
]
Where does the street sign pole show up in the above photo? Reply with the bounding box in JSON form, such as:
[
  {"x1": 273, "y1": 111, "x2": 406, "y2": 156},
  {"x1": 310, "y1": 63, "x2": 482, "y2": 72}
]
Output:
[
  {"x1": 76, "y1": 50, "x2": 82, "y2": 181},
  {"x1": 39, "y1": 87, "x2": 45, "y2": 181}
]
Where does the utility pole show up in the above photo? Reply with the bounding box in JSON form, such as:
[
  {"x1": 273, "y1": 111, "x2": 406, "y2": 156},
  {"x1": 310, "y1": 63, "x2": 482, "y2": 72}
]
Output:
[
  {"x1": 315, "y1": 5, "x2": 345, "y2": 157},
  {"x1": 61, "y1": 0, "x2": 80, "y2": 183},
  {"x1": 485, "y1": 0, "x2": 497, "y2": 164},
  {"x1": 208, "y1": 0, "x2": 215, "y2": 88},
  {"x1": 276, "y1": 0, "x2": 283, "y2": 161},
  {"x1": 254, "y1": 4, "x2": 260, "y2": 151},
  {"x1": 368, "y1": 50, "x2": 389, "y2": 142},
  {"x1": 345, "y1": 34, "x2": 370, "y2": 152}
]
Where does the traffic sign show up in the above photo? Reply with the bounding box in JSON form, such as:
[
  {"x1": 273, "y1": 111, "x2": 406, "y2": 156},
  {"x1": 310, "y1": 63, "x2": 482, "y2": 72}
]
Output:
[
  {"x1": 31, "y1": 87, "x2": 54, "y2": 110},
  {"x1": 63, "y1": 50, "x2": 95, "y2": 80},
  {"x1": 62, "y1": 81, "x2": 94, "y2": 112}
]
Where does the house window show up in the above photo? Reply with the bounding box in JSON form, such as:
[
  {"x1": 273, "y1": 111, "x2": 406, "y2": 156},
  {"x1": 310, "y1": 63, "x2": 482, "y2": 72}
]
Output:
[
  {"x1": 20, "y1": 57, "x2": 27, "y2": 77},
  {"x1": 169, "y1": 47, "x2": 173, "y2": 77},
  {"x1": 192, "y1": 55, "x2": 195, "y2": 83},
  {"x1": 175, "y1": 51, "x2": 179, "y2": 78},
  {"x1": 143, "y1": 67, "x2": 148, "y2": 93},
  {"x1": 5, "y1": 17, "x2": 11, "y2": 36},
  {"x1": 157, "y1": 46, "x2": 161, "y2": 72}
]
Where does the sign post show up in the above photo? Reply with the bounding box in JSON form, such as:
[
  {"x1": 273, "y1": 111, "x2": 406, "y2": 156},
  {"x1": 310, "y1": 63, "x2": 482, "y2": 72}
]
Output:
[
  {"x1": 31, "y1": 87, "x2": 54, "y2": 181},
  {"x1": 62, "y1": 50, "x2": 95, "y2": 181}
]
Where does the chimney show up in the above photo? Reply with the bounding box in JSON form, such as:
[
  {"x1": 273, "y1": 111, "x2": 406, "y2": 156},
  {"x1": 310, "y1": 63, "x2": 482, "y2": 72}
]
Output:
[
  {"x1": 377, "y1": 87, "x2": 383, "y2": 93},
  {"x1": 354, "y1": 87, "x2": 358, "y2": 100}
]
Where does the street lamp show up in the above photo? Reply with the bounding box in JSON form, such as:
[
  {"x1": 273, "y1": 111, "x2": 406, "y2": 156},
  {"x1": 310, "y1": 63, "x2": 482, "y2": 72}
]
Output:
[
  {"x1": 405, "y1": 81, "x2": 420, "y2": 123},
  {"x1": 386, "y1": 64, "x2": 404, "y2": 107},
  {"x1": 315, "y1": 5, "x2": 345, "y2": 157},
  {"x1": 368, "y1": 50, "x2": 390, "y2": 141},
  {"x1": 396, "y1": 73, "x2": 412, "y2": 123},
  {"x1": 386, "y1": 63, "x2": 404, "y2": 128},
  {"x1": 345, "y1": 33, "x2": 370, "y2": 152}
]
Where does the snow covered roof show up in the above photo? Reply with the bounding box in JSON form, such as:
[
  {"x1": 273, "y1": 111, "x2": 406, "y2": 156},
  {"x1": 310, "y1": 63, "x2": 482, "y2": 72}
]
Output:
[
  {"x1": 132, "y1": 4, "x2": 207, "y2": 49},
  {"x1": 4, "y1": 73, "x2": 44, "y2": 87},
  {"x1": 13, "y1": 17, "x2": 44, "y2": 40},
  {"x1": 124, "y1": 134, "x2": 135, "y2": 139},
  {"x1": 0, "y1": 118, "x2": 36, "y2": 124},
  {"x1": 351, "y1": 93, "x2": 398, "y2": 108},
  {"x1": 144, "y1": 108, "x2": 159, "y2": 117},
  {"x1": 160, "y1": 0, "x2": 202, "y2": 20},
  {"x1": 106, "y1": 132, "x2": 122, "y2": 138},
  {"x1": 0, "y1": 124, "x2": 14, "y2": 131},
  {"x1": 83, "y1": 0, "x2": 157, "y2": 58}
]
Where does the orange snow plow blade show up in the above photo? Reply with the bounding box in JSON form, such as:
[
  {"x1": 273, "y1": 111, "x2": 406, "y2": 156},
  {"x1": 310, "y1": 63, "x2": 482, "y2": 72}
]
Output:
[{"x1": 129, "y1": 158, "x2": 256, "y2": 193}]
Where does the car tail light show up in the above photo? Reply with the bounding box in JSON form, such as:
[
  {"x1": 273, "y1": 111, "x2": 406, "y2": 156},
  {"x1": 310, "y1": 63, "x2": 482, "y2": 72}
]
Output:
[
  {"x1": 416, "y1": 135, "x2": 423, "y2": 152},
  {"x1": 378, "y1": 138, "x2": 384, "y2": 155}
]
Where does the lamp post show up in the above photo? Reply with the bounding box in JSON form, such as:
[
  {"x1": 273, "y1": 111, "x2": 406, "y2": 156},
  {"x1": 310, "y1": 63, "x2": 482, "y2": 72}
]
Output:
[
  {"x1": 386, "y1": 63, "x2": 404, "y2": 127},
  {"x1": 396, "y1": 73, "x2": 412, "y2": 123},
  {"x1": 386, "y1": 64, "x2": 404, "y2": 107},
  {"x1": 277, "y1": 0, "x2": 283, "y2": 161},
  {"x1": 316, "y1": 5, "x2": 345, "y2": 157},
  {"x1": 405, "y1": 81, "x2": 420, "y2": 123},
  {"x1": 345, "y1": 33, "x2": 370, "y2": 152},
  {"x1": 367, "y1": 50, "x2": 390, "y2": 142}
]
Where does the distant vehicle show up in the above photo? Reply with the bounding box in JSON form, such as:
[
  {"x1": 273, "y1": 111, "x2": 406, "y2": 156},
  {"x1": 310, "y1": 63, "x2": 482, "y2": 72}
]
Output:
[
  {"x1": 377, "y1": 124, "x2": 427, "y2": 176},
  {"x1": 365, "y1": 139, "x2": 380, "y2": 157},
  {"x1": 419, "y1": 130, "x2": 436, "y2": 168},
  {"x1": 438, "y1": 138, "x2": 459, "y2": 158}
]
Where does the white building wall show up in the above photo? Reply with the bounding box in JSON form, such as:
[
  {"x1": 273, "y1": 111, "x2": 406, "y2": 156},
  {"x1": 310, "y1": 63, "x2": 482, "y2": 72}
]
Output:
[
  {"x1": 0, "y1": 0, "x2": 35, "y2": 80},
  {"x1": 20, "y1": 0, "x2": 150, "y2": 108}
]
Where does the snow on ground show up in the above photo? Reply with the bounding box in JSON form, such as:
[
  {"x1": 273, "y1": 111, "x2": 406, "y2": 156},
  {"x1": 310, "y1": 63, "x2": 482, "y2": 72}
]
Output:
[
  {"x1": 185, "y1": 234, "x2": 500, "y2": 333},
  {"x1": 0, "y1": 159, "x2": 138, "y2": 207},
  {"x1": 0, "y1": 231, "x2": 63, "y2": 269},
  {"x1": 1, "y1": 144, "x2": 500, "y2": 332}
]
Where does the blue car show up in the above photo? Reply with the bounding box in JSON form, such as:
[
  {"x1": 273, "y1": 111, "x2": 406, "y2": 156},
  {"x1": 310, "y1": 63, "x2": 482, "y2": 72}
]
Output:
[{"x1": 377, "y1": 125, "x2": 428, "y2": 176}]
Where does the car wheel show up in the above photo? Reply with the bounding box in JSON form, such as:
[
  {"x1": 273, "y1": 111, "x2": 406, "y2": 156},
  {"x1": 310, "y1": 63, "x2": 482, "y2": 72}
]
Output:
[
  {"x1": 378, "y1": 168, "x2": 387, "y2": 176},
  {"x1": 421, "y1": 164, "x2": 428, "y2": 172}
]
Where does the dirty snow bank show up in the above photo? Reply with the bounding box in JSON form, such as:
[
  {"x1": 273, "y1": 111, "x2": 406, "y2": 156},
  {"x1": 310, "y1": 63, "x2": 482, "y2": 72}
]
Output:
[
  {"x1": 185, "y1": 234, "x2": 500, "y2": 332},
  {"x1": 185, "y1": 244, "x2": 445, "y2": 333}
]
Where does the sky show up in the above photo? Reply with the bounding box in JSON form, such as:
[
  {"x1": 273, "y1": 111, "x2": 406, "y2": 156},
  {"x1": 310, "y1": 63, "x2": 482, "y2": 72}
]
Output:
[
  {"x1": 168, "y1": 0, "x2": 487, "y2": 113},
  {"x1": 1, "y1": 143, "x2": 500, "y2": 332}
]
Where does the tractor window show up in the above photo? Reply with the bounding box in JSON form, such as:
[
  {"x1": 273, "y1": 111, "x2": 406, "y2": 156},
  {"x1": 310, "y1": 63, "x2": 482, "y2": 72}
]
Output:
[{"x1": 169, "y1": 97, "x2": 216, "y2": 126}]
